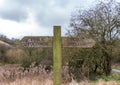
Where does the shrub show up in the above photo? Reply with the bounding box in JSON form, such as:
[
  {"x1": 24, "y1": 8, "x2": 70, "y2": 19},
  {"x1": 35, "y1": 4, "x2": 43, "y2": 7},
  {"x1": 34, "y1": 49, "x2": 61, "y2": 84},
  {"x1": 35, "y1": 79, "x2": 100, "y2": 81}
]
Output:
[
  {"x1": 21, "y1": 48, "x2": 53, "y2": 68},
  {"x1": 0, "y1": 45, "x2": 9, "y2": 63},
  {"x1": 6, "y1": 48, "x2": 25, "y2": 64}
]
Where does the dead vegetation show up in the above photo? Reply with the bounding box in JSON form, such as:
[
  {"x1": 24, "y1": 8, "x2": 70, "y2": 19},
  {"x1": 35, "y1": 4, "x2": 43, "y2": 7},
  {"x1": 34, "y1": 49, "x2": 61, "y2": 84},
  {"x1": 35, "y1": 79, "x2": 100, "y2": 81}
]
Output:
[{"x1": 0, "y1": 64, "x2": 119, "y2": 85}]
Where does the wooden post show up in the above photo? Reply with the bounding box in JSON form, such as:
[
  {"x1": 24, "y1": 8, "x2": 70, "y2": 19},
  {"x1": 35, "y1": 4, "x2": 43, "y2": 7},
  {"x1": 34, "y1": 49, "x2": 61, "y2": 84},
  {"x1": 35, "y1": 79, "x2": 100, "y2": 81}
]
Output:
[{"x1": 53, "y1": 26, "x2": 62, "y2": 85}]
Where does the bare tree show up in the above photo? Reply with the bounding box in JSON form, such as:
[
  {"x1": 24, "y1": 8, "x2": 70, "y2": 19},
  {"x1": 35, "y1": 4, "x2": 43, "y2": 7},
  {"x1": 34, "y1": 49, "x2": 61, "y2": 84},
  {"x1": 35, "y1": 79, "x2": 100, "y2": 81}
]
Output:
[{"x1": 69, "y1": 1, "x2": 120, "y2": 75}]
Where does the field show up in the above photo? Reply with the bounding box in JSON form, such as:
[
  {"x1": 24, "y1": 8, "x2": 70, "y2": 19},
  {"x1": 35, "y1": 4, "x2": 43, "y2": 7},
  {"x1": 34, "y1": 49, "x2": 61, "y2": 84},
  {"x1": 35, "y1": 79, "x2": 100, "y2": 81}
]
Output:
[{"x1": 0, "y1": 64, "x2": 120, "y2": 85}]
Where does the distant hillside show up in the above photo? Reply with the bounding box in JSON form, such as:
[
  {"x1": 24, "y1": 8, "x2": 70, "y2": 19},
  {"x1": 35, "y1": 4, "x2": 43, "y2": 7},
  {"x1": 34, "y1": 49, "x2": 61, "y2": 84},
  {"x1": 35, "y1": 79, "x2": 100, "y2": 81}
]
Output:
[
  {"x1": 0, "y1": 34, "x2": 14, "y2": 45},
  {"x1": 0, "y1": 40, "x2": 12, "y2": 48}
]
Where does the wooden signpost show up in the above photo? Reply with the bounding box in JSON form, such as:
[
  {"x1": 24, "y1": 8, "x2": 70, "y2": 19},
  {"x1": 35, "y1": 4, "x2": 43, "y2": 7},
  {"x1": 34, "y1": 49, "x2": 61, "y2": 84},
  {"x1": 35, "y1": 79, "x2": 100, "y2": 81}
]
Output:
[
  {"x1": 21, "y1": 26, "x2": 95, "y2": 85},
  {"x1": 53, "y1": 26, "x2": 62, "y2": 85}
]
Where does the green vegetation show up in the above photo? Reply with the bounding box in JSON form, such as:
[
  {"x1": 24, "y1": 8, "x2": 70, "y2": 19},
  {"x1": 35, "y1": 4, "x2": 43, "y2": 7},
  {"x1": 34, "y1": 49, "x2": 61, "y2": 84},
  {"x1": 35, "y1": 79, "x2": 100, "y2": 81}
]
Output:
[{"x1": 0, "y1": 45, "x2": 8, "y2": 63}]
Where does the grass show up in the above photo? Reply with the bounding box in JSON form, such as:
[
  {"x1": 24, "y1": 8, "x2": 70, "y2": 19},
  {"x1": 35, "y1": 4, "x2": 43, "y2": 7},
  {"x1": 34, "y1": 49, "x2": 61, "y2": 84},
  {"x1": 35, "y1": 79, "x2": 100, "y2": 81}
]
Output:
[
  {"x1": 0, "y1": 64, "x2": 120, "y2": 85},
  {"x1": 0, "y1": 78, "x2": 119, "y2": 85}
]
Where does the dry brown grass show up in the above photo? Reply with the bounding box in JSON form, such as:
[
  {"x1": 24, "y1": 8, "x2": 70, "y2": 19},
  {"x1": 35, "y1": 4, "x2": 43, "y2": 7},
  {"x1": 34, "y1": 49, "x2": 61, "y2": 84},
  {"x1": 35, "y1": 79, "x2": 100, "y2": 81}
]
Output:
[
  {"x1": 0, "y1": 64, "x2": 119, "y2": 85},
  {"x1": 0, "y1": 79, "x2": 118, "y2": 85}
]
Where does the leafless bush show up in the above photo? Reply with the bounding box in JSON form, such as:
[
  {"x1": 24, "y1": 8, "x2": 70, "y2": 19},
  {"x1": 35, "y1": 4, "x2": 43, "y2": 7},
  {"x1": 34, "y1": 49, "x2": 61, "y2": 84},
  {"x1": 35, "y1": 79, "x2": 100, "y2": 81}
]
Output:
[
  {"x1": 0, "y1": 64, "x2": 53, "y2": 83},
  {"x1": 6, "y1": 48, "x2": 25, "y2": 63},
  {"x1": 0, "y1": 64, "x2": 74, "y2": 84}
]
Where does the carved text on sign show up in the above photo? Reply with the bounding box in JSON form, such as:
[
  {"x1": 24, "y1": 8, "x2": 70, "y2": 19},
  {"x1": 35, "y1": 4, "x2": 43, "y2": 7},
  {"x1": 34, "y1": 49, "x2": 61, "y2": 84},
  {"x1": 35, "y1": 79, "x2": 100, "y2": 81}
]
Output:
[
  {"x1": 21, "y1": 36, "x2": 53, "y2": 47},
  {"x1": 21, "y1": 36, "x2": 95, "y2": 48}
]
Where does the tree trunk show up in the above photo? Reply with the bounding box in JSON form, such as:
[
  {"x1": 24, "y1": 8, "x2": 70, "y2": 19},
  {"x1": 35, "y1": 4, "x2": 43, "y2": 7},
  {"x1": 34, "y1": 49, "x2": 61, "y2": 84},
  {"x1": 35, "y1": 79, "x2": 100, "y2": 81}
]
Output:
[{"x1": 103, "y1": 49, "x2": 111, "y2": 76}]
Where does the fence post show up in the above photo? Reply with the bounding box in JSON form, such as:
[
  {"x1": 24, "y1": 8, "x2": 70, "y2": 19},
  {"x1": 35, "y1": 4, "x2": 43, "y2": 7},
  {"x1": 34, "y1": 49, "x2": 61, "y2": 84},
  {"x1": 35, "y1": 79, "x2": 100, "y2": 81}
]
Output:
[{"x1": 53, "y1": 26, "x2": 62, "y2": 85}]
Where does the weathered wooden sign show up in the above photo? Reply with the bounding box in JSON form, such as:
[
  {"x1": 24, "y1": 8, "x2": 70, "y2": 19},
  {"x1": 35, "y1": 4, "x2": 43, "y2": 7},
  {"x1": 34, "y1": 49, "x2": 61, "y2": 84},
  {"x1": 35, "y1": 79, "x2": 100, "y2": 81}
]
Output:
[
  {"x1": 21, "y1": 36, "x2": 53, "y2": 47},
  {"x1": 21, "y1": 36, "x2": 95, "y2": 48},
  {"x1": 21, "y1": 26, "x2": 95, "y2": 85}
]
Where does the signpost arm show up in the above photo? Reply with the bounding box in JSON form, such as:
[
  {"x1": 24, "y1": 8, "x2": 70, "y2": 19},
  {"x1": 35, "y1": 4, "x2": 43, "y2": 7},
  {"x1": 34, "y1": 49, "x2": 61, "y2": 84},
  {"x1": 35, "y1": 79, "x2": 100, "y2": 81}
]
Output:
[{"x1": 53, "y1": 26, "x2": 62, "y2": 85}]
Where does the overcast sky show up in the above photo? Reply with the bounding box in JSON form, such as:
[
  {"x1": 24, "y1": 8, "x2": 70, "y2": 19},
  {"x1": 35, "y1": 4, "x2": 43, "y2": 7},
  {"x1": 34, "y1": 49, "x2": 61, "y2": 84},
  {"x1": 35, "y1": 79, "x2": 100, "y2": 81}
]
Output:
[{"x1": 0, "y1": 0, "x2": 119, "y2": 39}]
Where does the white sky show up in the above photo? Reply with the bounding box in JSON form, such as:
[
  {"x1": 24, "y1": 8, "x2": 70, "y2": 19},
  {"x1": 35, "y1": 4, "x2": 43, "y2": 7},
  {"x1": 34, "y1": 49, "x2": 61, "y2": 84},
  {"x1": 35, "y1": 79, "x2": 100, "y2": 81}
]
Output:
[{"x1": 0, "y1": 0, "x2": 119, "y2": 39}]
